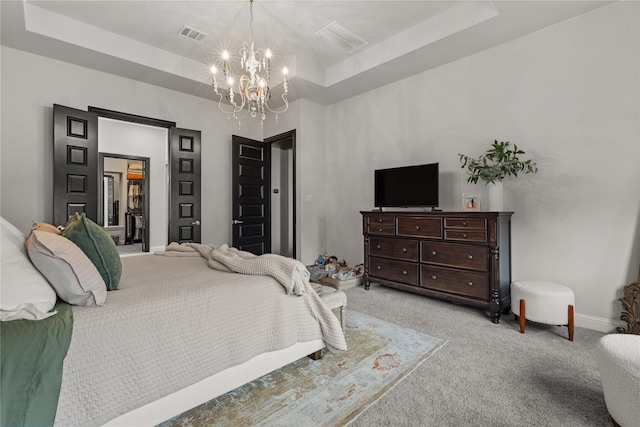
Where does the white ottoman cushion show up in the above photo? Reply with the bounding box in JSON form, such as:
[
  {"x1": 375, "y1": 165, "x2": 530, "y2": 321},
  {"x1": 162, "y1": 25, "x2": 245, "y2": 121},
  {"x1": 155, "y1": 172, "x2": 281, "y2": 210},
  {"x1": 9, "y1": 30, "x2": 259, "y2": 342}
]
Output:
[
  {"x1": 511, "y1": 280, "x2": 575, "y2": 325},
  {"x1": 595, "y1": 334, "x2": 640, "y2": 426},
  {"x1": 310, "y1": 283, "x2": 347, "y2": 309}
]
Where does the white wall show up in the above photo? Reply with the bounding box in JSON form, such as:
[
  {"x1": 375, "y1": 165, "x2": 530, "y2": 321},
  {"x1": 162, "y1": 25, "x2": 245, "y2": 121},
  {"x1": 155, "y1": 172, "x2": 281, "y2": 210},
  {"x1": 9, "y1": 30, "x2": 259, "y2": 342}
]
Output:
[
  {"x1": 99, "y1": 118, "x2": 167, "y2": 251},
  {"x1": 323, "y1": 2, "x2": 639, "y2": 330},
  {"x1": 0, "y1": 45, "x2": 262, "y2": 247}
]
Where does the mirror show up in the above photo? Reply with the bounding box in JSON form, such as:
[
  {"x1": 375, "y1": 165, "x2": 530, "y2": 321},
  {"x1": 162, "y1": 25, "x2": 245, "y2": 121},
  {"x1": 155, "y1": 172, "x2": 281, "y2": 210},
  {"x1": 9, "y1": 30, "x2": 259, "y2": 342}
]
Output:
[{"x1": 103, "y1": 172, "x2": 121, "y2": 226}]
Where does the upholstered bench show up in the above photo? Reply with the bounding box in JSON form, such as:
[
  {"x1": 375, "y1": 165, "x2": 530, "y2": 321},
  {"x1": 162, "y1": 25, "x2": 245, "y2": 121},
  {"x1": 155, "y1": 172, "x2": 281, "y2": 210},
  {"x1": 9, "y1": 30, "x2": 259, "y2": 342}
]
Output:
[
  {"x1": 511, "y1": 280, "x2": 575, "y2": 341},
  {"x1": 311, "y1": 282, "x2": 347, "y2": 330}
]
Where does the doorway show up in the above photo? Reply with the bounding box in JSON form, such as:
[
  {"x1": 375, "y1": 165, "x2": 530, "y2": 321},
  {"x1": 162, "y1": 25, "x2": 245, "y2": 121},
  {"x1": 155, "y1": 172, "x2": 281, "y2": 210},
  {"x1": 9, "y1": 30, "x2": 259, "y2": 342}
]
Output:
[
  {"x1": 231, "y1": 130, "x2": 296, "y2": 258},
  {"x1": 97, "y1": 116, "x2": 167, "y2": 254},
  {"x1": 99, "y1": 154, "x2": 150, "y2": 255},
  {"x1": 267, "y1": 130, "x2": 296, "y2": 258}
]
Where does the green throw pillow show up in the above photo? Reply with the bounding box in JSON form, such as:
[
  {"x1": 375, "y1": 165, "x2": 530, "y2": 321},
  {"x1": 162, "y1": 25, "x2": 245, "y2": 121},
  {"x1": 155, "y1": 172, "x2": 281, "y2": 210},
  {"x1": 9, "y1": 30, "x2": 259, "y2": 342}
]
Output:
[{"x1": 61, "y1": 213, "x2": 122, "y2": 291}]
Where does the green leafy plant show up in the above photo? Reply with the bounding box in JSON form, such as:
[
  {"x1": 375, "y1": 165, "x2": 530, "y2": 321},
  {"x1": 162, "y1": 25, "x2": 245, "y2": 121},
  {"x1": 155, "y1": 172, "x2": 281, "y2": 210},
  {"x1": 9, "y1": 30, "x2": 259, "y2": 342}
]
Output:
[{"x1": 459, "y1": 140, "x2": 538, "y2": 184}]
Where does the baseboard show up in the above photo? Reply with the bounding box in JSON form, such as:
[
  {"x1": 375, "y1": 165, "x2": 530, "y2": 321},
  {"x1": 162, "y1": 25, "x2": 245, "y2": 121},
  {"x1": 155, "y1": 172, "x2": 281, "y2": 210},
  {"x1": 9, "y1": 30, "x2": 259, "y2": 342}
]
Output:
[
  {"x1": 149, "y1": 245, "x2": 165, "y2": 253},
  {"x1": 575, "y1": 313, "x2": 624, "y2": 333}
]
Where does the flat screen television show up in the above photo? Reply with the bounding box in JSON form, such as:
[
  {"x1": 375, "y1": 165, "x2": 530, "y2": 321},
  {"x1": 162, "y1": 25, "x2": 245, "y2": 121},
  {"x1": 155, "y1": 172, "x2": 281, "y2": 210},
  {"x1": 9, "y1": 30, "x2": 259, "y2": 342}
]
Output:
[{"x1": 374, "y1": 163, "x2": 439, "y2": 208}]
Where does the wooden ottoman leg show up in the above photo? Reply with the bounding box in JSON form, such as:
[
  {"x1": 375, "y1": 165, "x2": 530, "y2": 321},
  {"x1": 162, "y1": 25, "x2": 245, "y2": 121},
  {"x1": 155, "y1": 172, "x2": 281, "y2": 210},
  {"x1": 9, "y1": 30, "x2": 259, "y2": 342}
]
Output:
[
  {"x1": 519, "y1": 299, "x2": 526, "y2": 334},
  {"x1": 568, "y1": 305, "x2": 574, "y2": 341}
]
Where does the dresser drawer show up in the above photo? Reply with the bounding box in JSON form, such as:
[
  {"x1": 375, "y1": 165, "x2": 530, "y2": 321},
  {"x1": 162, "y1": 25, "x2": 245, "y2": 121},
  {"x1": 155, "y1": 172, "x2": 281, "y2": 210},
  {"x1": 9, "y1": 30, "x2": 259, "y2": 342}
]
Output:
[
  {"x1": 444, "y1": 229, "x2": 487, "y2": 243},
  {"x1": 420, "y1": 266, "x2": 488, "y2": 299},
  {"x1": 369, "y1": 256, "x2": 418, "y2": 285},
  {"x1": 368, "y1": 225, "x2": 396, "y2": 235},
  {"x1": 366, "y1": 214, "x2": 396, "y2": 235},
  {"x1": 397, "y1": 217, "x2": 442, "y2": 238},
  {"x1": 421, "y1": 241, "x2": 488, "y2": 271},
  {"x1": 444, "y1": 218, "x2": 486, "y2": 230},
  {"x1": 370, "y1": 237, "x2": 418, "y2": 261}
]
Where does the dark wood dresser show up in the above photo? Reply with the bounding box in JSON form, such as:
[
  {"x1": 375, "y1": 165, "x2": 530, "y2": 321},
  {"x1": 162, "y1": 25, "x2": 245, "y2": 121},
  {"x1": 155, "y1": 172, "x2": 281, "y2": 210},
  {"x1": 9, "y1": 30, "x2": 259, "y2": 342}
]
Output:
[{"x1": 361, "y1": 211, "x2": 513, "y2": 323}]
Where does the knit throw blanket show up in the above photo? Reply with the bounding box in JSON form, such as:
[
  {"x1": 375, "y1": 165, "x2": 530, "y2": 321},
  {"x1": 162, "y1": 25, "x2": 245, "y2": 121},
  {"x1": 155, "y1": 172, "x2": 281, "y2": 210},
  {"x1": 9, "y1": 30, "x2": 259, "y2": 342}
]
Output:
[{"x1": 160, "y1": 243, "x2": 347, "y2": 350}]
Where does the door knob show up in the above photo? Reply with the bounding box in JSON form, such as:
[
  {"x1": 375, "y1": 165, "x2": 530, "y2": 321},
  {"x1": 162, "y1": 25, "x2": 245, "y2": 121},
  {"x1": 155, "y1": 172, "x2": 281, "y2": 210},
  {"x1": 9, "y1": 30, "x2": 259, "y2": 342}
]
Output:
[
  {"x1": 232, "y1": 219, "x2": 244, "y2": 225},
  {"x1": 191, "y1": 220, "x2": 201, "y2": 226}
]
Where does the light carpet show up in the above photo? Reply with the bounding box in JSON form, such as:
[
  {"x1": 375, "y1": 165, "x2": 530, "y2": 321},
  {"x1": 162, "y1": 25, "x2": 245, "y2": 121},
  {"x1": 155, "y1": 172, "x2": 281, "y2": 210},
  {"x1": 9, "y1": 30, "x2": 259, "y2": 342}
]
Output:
[{"x1": 159, "y1": 310, "x2": 446, "y2": 427}]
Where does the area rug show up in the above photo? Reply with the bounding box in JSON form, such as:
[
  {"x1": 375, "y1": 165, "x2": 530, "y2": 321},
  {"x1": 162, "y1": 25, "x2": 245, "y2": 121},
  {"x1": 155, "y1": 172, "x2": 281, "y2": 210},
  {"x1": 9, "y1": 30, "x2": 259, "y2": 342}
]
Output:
[{"x1": 159, "y1": 311, "x2": 446, "y2": 427}]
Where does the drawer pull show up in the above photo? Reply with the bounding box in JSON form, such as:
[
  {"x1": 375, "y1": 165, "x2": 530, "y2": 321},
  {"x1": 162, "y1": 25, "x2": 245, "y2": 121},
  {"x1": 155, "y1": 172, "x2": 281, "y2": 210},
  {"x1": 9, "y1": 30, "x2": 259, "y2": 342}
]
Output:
[
  {"x1": 431, "y1": 251, "x2": 437, "y2": 256},
  {"x1": 431, "y1": 275, "x2": 437, "y2": 280},
  {"x1": 467, "y1": 281, "x2": 474, "y2": 287},
  {"x1": 376, "y1": 245, "x2": 381, "y2": 249},
  {"x1": 402, "y1": 270, "x2": 408, "y2": 275},
  {"x1": 467, "y1": 255, "x2": 473, "y2": 260},
  {"x1": 377, "y1": 266, "x2": 381, "y2": 270},
  {"x1": 379, "y1": 228, "x2": 383, "y2": 232},
  {"x1": 415, "y1": 226, "x2": 421, "y2": 230},
  {"x1": 402, "y1": 248, "x2": 407, "y2": 253},
  {"x1": 462, "y1": 222, "x2": 467, "y2": 226},
  {"x1": 378, "y1": 219, "x2": 383, "y2": 223},
  {"x1": 462, "y1": 233, "x2": 468, "y2": 238}
]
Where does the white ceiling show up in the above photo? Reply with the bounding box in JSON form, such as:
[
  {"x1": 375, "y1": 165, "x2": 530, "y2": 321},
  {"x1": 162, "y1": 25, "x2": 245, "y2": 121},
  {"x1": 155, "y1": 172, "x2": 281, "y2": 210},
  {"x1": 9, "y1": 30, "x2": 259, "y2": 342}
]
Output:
[{"x1": 1, "y1": 1, "x2": 614, "y2": 106}]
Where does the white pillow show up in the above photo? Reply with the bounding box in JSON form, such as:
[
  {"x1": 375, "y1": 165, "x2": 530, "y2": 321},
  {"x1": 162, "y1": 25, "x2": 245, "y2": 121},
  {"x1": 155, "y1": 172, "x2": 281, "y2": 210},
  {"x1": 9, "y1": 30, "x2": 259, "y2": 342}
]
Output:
[
  {"x1": 26, "y1": 230, "x2": 107, "y2": 306},
  {"x1": 0, "y1": 217, "x2": 57, "y2": 321}
]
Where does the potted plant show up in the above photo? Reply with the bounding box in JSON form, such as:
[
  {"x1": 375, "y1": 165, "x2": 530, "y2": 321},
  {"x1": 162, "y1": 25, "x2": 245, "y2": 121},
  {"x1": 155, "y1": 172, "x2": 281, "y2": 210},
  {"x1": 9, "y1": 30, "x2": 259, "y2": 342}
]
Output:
[{"x1": 458, "y1": 140, "x2": 538, "y2": 211}]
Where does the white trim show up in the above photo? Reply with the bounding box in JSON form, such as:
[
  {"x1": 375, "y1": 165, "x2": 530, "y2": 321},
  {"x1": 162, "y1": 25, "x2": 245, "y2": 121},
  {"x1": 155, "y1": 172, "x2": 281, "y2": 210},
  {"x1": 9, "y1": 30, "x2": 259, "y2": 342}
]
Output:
[
  {"x1": 575, "y1": 313, "x2": 624, "y2": 333},
  {"x1": 102, "y1": 339, "x2": 324, "y2": 427}
]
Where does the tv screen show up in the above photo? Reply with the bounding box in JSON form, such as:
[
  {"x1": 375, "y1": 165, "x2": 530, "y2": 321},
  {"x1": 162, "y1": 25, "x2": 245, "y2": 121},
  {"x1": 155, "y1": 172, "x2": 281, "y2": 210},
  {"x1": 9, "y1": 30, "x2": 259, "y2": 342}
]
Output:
[{"x1": 374, "y1": 163, "x2": 439, "y2": 208}]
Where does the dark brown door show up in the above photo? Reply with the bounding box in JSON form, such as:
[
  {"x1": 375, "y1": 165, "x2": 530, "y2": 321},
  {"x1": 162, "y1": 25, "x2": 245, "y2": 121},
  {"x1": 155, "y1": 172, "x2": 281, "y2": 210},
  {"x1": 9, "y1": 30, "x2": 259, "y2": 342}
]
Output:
[
  {"x1": 232, "y1": 135, "x2": 271, "y2": 255},
  {"x1": 53, "y1": 104, "x2": 99, "y2": 226},
  {"x1": 168, "y1": 128, "x2": 201, "y2": 243}
]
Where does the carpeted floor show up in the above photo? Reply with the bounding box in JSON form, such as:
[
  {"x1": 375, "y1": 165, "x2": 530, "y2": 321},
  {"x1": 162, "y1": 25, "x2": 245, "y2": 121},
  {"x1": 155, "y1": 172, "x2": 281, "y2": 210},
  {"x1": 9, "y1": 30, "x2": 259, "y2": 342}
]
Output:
[
  {"x1": 160, "y1": 311, "x2": 445, "y2": 427},
  {"x1": 161, "y1": 282, "x2": 611, "y2": 426},
  {"x1": 345, "y1": 283, "x2": 611, "y2": 427}
]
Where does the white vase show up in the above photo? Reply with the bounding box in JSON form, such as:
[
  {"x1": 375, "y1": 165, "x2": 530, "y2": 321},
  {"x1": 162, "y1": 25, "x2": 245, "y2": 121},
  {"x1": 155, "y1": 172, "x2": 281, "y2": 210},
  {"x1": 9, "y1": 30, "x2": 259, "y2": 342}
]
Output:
[{"x1": 488, "y1": 181, "x2": 504, "y2": 212}]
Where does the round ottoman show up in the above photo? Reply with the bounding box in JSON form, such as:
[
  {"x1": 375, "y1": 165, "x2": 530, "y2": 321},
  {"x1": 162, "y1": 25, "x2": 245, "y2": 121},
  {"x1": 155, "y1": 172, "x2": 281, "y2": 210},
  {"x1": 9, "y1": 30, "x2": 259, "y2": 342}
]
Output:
[
  {"x1": 595, "y1": 334, "x2": 640, "y2": 427},
  {"x1": 511, "y1": 280, "x2": 575, "y2": 341}
]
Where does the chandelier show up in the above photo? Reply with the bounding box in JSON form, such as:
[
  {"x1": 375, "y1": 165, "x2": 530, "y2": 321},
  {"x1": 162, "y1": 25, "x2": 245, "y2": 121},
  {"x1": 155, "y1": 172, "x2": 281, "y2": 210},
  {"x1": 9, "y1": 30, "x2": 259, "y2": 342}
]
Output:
[{"x1": 210, "y1": 0, "x2": 289, "y2": 128}]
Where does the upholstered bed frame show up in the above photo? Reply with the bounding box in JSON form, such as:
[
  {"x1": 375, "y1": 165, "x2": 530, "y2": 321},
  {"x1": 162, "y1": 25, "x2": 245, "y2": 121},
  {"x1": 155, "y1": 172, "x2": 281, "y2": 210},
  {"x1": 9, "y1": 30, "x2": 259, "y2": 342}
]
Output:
[{"x1": 107, "y1": 339, "x2": 324, "y2": 426}]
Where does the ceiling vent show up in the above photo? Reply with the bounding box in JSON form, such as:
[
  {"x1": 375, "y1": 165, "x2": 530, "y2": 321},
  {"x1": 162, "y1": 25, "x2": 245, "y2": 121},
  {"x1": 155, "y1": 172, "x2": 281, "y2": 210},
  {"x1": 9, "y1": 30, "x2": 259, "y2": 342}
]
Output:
[
  {"x1": 178, "y1": 25, "x2": 208, "y2": 42},
  {"x1": 316, "y1": 21, "x2": 368, "y2": 53}
]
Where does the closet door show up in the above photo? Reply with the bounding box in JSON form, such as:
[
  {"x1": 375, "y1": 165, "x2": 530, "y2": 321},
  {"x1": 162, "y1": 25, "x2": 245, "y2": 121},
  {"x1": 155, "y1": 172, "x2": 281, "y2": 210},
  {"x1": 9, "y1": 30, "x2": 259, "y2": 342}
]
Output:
[
  {"x1": 168, "y1": 128, "x2": 201, "y2": 243},
  {"x1": 53, "y1": 104, "x2": 99, "y2": 226}
]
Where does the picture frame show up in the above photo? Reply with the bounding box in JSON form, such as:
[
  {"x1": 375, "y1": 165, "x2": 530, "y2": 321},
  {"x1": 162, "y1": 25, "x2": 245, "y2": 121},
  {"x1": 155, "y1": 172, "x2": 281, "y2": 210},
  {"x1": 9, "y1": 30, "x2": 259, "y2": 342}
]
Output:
[{"x1": 462, "y1": 194, "x2": 481, "y2": 212}]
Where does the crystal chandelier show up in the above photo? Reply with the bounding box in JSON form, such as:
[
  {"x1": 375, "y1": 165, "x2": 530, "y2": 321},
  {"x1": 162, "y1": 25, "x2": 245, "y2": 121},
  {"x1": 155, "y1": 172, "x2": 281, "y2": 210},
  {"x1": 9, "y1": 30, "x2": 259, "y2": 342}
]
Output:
[{"x1": 210, "y1": 0, "x2": 289, "y2": 128}]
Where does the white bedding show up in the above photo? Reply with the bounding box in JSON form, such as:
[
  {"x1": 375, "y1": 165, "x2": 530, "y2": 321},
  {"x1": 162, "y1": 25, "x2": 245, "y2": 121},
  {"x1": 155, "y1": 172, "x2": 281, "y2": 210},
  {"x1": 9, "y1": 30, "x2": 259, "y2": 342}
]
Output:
[{"x1": 55, "y1": 254, "x2": 342, "y2": 426}]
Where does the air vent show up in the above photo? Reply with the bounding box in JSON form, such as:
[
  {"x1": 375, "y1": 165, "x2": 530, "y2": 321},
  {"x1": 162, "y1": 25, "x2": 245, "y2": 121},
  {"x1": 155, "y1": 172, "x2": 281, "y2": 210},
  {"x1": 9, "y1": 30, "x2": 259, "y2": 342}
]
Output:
[
  {"x1": 316, "y1": 21, "x2": 368, "y2": 53},
  {"x1": 178, "y1": 25, "x2": 208, "y2": 42}
]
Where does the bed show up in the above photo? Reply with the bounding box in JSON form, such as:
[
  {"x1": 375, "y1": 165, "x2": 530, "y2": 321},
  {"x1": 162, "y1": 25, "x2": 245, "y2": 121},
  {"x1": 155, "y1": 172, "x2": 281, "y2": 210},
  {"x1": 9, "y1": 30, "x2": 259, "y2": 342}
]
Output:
[{"x1": 0, "y1": 217, "x2": 346, "y2": 426}]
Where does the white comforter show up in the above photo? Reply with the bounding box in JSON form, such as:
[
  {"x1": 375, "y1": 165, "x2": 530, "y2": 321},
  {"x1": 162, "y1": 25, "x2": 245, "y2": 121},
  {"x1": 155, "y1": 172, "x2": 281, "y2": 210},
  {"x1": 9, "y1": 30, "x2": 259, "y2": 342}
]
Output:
[
  {"x1": 162, "y1": 243, "x2": 347, "y2": 352},
  {"x1": 55, "y1": 254, "x2": 346, "y2": 426}
]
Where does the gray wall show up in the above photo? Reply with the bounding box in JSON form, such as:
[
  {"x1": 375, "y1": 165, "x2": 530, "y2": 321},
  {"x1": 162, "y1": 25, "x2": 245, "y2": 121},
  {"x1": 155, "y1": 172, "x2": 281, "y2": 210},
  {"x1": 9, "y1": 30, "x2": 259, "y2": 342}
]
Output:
[
  {"x1": 0, "y1": 48, "x2": 262, "y2": 248},
  {"x1": 322, "y1": 2, "x2": 639, "y2": 330}
]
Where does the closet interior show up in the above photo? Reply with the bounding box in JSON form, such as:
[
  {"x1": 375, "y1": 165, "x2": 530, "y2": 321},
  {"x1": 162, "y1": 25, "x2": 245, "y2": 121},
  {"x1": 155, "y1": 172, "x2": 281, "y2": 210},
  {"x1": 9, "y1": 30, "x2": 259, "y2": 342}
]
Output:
[{"x1": 103, "y1": 158, "x2": 147, "y2": 252}]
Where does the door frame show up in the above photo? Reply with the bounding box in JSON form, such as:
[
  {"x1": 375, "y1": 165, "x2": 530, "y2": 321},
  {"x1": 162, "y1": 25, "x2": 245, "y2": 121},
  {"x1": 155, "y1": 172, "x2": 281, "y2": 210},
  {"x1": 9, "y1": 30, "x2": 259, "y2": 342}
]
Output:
[
  {"x1": 99, "y1": 153, "x2": 150, "y2": 252},
  {"x1": 264, "y1": 130, "x2": 297, "y2": 259},
  {"x1": 89, "y1": 107, "x2": 182, "y2": 248}
]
